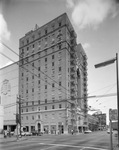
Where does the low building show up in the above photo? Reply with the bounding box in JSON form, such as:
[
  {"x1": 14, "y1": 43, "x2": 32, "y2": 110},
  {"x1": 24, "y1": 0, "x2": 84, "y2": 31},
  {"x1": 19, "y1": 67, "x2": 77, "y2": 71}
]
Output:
[
  {"x1": 92, "y1": 113, "x2": 106, "y2": 130},
  {"x1": 0, "y1": 62, "x2": 18, "y2": 132},
  {"x1": 87, "y1": 114, "x2": 99, "y2": 131}
]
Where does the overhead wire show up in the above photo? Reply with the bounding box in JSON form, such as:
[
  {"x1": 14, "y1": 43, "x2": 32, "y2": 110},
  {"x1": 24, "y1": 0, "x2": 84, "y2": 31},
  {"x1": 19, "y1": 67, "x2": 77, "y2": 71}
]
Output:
[
  {"x1": 0, "y1": 40, "x2": 69, "y2": 93},
  {"x1": 0, "y1": 50, "x2": 69, "y2": 96}
]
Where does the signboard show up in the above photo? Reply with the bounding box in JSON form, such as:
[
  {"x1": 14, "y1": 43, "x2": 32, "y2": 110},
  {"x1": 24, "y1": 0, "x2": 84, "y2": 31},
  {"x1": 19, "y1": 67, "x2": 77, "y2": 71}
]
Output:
[{"x1": 109, "y1": 109, "x2": 118, "y2": 121}]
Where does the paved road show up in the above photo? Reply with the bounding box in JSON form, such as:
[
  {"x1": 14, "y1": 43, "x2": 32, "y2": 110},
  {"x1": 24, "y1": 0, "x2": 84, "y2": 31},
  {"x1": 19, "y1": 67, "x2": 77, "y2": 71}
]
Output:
[{"x1": 0, "y1": 131, "x2": 118, "y2": 150}]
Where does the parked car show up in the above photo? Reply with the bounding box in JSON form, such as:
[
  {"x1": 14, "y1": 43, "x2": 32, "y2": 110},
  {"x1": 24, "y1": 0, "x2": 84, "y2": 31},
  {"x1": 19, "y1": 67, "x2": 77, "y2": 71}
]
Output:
[
  {"x1": 25, "y1": 131, "x2": 32, "y2": 136},
  {"x1": 32, "y1": 130, "x2": 43, "y2": 136},
  {"x1": 84, "y1": 130, "x2": 92, "y2": 134},
  {"x1": 21, "y1": 131, "x2": 32, "y2": 136}
]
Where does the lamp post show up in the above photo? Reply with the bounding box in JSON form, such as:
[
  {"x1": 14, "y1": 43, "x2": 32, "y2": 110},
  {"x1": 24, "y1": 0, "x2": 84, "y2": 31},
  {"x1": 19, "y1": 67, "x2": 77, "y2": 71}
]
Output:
[{"x1": 94, "y1": 53, "x2": 119, "y2": 146}]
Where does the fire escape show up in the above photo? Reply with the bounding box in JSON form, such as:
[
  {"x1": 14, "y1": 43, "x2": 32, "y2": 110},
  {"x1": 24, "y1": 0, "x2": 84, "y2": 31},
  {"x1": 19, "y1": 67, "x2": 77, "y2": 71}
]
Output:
[
  {"x1": 70, "y1": 30, "x2": 77, "y2": 130},
  {"x1": 83, "y1": 56, "x2": 88, "y2": 125}
]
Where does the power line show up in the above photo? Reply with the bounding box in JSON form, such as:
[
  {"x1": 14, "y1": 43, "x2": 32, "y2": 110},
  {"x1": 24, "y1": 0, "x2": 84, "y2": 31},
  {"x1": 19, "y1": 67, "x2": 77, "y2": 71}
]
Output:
[
  {"x1": 0, "y1": 40, "x2": 69, "y2": 93},
  {"x1": 0, "y1": 50, "x2": 69, "y2": 96}
]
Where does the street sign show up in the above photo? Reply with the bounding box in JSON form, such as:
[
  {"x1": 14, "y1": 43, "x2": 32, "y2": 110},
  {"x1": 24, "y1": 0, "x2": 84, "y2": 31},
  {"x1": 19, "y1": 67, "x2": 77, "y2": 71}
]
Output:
[{"x1": 109, "y1": 109, "x2": 118, "y2": 121}]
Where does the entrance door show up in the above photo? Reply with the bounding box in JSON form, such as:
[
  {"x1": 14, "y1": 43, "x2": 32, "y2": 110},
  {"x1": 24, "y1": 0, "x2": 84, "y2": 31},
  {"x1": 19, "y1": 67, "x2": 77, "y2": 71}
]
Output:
[{"x1": 38, "y1": 123, "x2": 41, "y2": 132}]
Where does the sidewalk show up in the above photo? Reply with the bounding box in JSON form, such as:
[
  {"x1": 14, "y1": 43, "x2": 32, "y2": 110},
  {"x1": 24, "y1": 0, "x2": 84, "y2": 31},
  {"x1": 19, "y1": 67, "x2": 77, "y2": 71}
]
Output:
[{"x1": 0, "y1": 134, "x2": 27, "y2": 144}]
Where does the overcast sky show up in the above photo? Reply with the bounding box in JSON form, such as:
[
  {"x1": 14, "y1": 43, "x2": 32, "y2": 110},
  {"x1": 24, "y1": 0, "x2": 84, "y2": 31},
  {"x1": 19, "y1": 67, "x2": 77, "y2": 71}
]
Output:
[{"x1": 0, "y1": 0, "x2": 119, "y2": 124}]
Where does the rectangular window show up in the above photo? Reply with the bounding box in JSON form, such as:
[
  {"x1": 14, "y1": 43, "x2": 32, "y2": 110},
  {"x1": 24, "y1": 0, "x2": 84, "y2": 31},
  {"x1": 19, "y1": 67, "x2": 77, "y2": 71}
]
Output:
[
  {"x1": 26, "y1": 77, "x2": 28, "y2": 81},
  {"x1": 32, "y1": 88, "x2": 34, "y2": 92},
  {"x1": 52, "y1": 62, "x2": 54, "y2": 66},
  {"x1": 45, "y1": 58, "x2": 47, "y2": 62},
  {"x1": 27, "y1": 39, "x2": 29, "y2": 44},
  {"x1": 59, "y1": 104, "x2": 62, "y2": 108},
  {"x1": 52, "y1": 83, "x2": 55, "y2": 88},
  {"x1": 26, "y1": 102, "x2": 28, "y2": 106},
  {"x1": 38, "y1": 80, "x2": 40, "y2": 84},
  {"x1": 59, "y1": 67, "x2": 61, "y2": 71},
  {"x1": 52, "y1": 55, "x2": 54, "y2": 59},
  {"x1": 38, "y1": 100, "x2": 40, "y2": 104},
  {"x1": 45, "y1": 29, "x2": 47, "y2": 34},
  {"x1": 32, "y1": 75, "x2": 34, "y2": 79},
  {"x1": 32, "y1": 116, "x2": 34, "y2": 120},
  {"x1": 52, "y1": 105, "x2": 55, "y2": 109},
  {"x1": 26, "y1": 108, "x2": 28, "y2": 112},
  {"x1": 45, "y1": 106, "x2": 47, "y2": 110},
  {"x1": 59, "y1": 81, "x2": 61, "y2": 86},
  {"x1": 45, "y1": 85, "x2": 47, "y2": 89},
  {"x1": 38, "y1": 67, "x2": 40, "y2": 71},
  {"x1": 59, "y1": 22, "x2": 61, "y2": 27},
  {"x1": 26, "y1": 89, "x2": 28, "y2": 93},
  {"x1": 32, "y1": 101, "x2": 34, "y2": 105},
  {"x1": 45, "y1": 99, "x2": 47, "y2": 103}
]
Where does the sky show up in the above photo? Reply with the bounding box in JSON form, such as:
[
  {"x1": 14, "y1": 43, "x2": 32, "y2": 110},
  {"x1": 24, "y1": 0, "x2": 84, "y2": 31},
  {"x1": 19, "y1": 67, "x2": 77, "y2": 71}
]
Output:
[{"x1": 0, "y1": 0, "x2": 119, "y2": 124}]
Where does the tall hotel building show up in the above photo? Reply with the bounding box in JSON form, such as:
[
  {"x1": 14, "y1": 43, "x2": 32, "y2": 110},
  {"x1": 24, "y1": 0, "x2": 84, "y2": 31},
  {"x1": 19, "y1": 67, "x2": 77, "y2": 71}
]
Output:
[{"x1": 19, "y1": 13, "x2": 88, "y2": 134}]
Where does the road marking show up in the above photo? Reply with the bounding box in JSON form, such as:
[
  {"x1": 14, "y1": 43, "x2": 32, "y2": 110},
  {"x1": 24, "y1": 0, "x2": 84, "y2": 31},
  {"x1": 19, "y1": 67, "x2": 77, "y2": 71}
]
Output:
[
  {"x1": 39, "y1": 143, "x2": 108, "y2": 150},
  {"x1": 41, "y1": 145, "x2": 57, "y2": 150}
]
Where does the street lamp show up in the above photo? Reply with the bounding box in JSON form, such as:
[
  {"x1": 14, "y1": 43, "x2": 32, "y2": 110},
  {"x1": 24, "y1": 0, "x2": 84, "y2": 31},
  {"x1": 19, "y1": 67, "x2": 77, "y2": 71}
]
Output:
[{"x1": 94, "y1": 53, "x2": 119, "y2": 146}]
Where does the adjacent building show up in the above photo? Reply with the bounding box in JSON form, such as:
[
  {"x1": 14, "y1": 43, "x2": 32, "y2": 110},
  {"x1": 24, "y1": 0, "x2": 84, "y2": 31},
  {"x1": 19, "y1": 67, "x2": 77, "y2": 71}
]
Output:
[
  {"x1": 92, "y1": 113, "x2": 106, "y2": 130},
  {"x1": 18, "y1": 13, "x2": 88, "y2": 134},
  {"x1": 0, "y1": 63, "x2": 19, "y2": 132}
]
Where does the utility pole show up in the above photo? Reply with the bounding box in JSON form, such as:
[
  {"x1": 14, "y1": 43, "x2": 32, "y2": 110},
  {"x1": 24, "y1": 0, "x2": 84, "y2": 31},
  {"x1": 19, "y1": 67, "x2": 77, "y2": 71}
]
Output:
[{"x1": 17, "y1": 95, "x2": 24, "y2": 137}]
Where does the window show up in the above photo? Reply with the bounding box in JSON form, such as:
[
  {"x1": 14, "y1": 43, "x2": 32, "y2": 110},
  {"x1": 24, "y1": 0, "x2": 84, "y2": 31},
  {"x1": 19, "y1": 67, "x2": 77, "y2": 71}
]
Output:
[
  {"x1": 52, "y1": 105, "x2": 55, "y2": 109},
  {"x1": 22, "y1": 109, "x2": 23, "y2": 113},
  {"x1": 45, "y1": 58, "x2": 47, "y2": 62},
  {"x1": 38, "y1": 115, "x2": 40, "y2": 119},
  {"x1": 32, "y1": 63, "x2": 34, "y2": 67},
  {"x1": 59, "y1": 44, "x2": 61, "y2": 49},
  {"x1": 38, "y1": 67, "x2": 40, "y2": 71},
  {"x1": 32, "y1": 107, "x2": 34, "y2": 111},
  {"x1": 45, "y1": 85, "x2": 47, "y2": 89},
  {"x1": 45, "y1": 106, "x2": 47, "y2": 110},
  {"x1": 32, "y1": 116, "x2": 34, "y2": 120},
  {"x1": 59, "y1": 81, "x2": 61, "y2": 86},
  {"x1": 52, "y1": 83, "x2": 55, "y2": 88},
  {"x1": 22, "y1": 73, "x2": 24, "y2": 77},
  {"x1": 32, "y1": 101, "x2": 34, "y2": 105},
  {"x1": 32, "y1": 75, "x2": 34, "y2": 79},
  {"x1": 59, "y1": 104, "x2": 62, "y2": 108},
  {"x1": 59, "y1": 22, "x2": 61, "y2": 27},
  {"x1": 52, "y1": 62, "x2": 54, "y2": 66},
  {"x1": 32, "y1": 44, "x2": 34, "y2": 48},
  {"x1": 52, "y1": 55, "x2": 54, "y2": 59},
  {"x1": 38, "y1": 100, "x2": 40, "y2": 104},
  {"x1": 38, "y1": 80, "x2": 40, "y2": 84},
  {"x1": 26, "y1": 102, "x2": 28, "y2": 106},
  {"x1": 26, "y1": 89, "x2": 28, "y2": 93},
  {"x1": 59, "y1": 67, "x2": 61, "y2": 71},
  {"x1": 32, "y1": 88, "x2": 34, "y2": 92},
  {"x1": 45, "y1": 29, "x2": 47, "y2": 34},
  {"x1": 26, "y1": 108, "x2": 28, "y2": 112},
  {"x1": 45, "y1": 99, "x2": 47, "y2": 103},
  {"x1": 27, "y1": 39, "x2": 29, "y2": 44}
]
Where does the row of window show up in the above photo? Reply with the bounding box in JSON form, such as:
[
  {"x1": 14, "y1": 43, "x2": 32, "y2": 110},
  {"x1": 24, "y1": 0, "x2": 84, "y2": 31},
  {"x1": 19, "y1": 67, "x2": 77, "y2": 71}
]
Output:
[
  {"x1": 21, "y1": 33, "x2": 62, "y2": 56},
  {"x1": 21, "y1": 22, "x2": 62, "y2": 47},
  {"x1": 22, "y1": 104, "x2": 62, "y2": 113},
  {"x1": 22, "y1": 112, "x2": 62, "y2": 121}
]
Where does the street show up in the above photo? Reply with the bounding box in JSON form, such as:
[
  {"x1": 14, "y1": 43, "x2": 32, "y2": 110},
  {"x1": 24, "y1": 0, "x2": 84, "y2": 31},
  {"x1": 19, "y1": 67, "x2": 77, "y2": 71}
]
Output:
[{"x1": 0, "y1": 131, "x2": 118, "y2": 150}]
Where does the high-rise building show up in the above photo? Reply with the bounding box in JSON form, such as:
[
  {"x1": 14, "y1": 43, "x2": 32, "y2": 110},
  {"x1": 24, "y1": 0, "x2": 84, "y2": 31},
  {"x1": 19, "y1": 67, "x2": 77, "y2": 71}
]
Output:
[{"x1": 19, "y1": 13, "x2": 88, "y2": 134}]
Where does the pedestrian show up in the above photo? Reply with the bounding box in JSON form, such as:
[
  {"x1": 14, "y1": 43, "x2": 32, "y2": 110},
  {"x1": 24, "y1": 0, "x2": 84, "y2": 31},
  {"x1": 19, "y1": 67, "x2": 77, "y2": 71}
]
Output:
[{"x1": 71, "y1": 129, "x2": 73, "y2": 135}]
